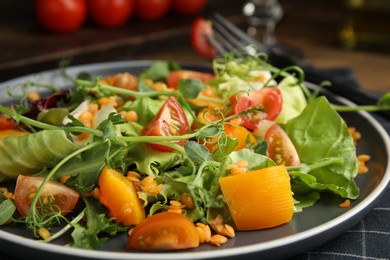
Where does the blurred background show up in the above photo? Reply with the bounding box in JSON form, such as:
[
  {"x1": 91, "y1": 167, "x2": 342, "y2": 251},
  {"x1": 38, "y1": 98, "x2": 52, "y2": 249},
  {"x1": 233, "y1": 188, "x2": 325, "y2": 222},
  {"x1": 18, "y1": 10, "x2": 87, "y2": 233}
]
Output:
[{"x1": 0, "y1": 0, "x2": 389, "y2": 94}]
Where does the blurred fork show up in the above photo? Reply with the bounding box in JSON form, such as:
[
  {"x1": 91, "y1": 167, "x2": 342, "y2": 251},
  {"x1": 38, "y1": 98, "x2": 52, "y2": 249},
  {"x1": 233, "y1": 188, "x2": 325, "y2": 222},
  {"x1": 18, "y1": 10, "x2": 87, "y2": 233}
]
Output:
[
  {"x1": 207, "y1": 13, "x2": 268, "y2": 55},
  {"x1": 206, "y1": 13, "x2": 298, "y2": 68}
]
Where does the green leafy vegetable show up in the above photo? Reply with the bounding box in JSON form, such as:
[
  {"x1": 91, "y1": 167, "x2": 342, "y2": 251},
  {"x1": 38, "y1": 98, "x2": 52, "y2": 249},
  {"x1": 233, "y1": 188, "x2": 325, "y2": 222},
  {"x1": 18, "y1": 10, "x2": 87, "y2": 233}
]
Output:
[
  {"x1": 68, "y1": 198, "x2": 126, "y2": 249},
  {"x1": 0, "y1": 130, "x2": 78, "y2": 178},
  {"x1": 0, "y1": 193, "x2": 16, "y2": 225},
  {"x1": 285, "y1": 96, "x2": 359, "y2": 199}
]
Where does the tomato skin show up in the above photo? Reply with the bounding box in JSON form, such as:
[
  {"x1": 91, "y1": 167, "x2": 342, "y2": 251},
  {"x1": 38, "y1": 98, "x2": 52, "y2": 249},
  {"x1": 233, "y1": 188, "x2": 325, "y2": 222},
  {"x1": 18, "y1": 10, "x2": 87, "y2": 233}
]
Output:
[
  {"x1": 141, "y1": 96, "x2": 189, "y2": 151},
  {"x1": 88, "y1": 0, "x2": 135, "y2": 28},
  {"x1": 35, "y1": 0, "x2": 87, "y2": 33},
  {"x1": 128, "y1": 212, "x2": 200, "y2": 250},
  {"x1": 264, "y1": 124, "x2": 301, "y2": 166},
  {"x1": 191, "y1": 18, "x2": 217, "y2": 59},
  {"x1": 0, "y1": 114, "x2": 19, "y2": 130},
  {"x1": 13, "y1": 176, "x2": 80, "y2": 217},
  {"x1": 134, "y1": 0, "x2": 172, "y2": 21},
  {"x1": 230, "y1": 88, "x2": 283, "y2": 131},
  {"x1": 172, "y1": 0, "x2": 207, "y2": 16},
  {"x1": 166, "y1": 70, "x2": 214, "y2": 89}
]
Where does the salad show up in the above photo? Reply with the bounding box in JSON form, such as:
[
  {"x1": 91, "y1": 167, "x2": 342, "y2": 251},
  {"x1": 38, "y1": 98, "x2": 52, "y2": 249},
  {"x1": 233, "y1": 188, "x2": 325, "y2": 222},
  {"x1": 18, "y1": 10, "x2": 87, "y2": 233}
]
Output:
[{"x1": 0, "y1": 50, "x2": 389, "y2": 251}]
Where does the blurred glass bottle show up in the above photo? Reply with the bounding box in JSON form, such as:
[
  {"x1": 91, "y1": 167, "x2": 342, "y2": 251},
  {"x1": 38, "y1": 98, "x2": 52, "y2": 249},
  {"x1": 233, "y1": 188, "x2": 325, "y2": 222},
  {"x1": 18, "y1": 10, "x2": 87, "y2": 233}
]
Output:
[{"x1": 340, "y1": 0, "x2": 390, "y2": 52}]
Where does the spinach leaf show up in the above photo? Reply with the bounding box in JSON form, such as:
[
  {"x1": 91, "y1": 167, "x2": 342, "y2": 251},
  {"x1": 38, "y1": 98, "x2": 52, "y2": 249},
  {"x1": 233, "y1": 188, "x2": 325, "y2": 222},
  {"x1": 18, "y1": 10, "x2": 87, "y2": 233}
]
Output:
[
  {"x1": 0, "y1": 130, "x2": 78, "y2": 179},
  {"x1": 285, "y1": 96, "x2": 359, "y2": 199}
]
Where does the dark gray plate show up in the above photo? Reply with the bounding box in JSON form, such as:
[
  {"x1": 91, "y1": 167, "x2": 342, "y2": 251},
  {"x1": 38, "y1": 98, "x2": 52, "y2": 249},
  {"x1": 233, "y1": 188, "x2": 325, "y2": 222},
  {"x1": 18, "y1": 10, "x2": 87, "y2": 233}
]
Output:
[{"x1": 1, "y1": 61, "x2": 389, "y2": 260}]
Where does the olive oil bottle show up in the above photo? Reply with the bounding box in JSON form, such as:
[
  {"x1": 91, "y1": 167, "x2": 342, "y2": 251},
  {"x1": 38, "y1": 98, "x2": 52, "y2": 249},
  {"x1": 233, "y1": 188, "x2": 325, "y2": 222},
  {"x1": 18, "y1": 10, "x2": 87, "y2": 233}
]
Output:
[{"x1": 340, "y1": 0, "x2": 390, "y2": 52}]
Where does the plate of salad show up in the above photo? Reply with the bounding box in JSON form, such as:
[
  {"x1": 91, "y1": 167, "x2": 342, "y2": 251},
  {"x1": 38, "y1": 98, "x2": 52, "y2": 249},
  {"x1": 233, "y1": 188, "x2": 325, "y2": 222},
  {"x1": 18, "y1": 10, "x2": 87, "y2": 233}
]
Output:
[{"x1": 0, "y1": 51, "x2": 389, "y2": 260}]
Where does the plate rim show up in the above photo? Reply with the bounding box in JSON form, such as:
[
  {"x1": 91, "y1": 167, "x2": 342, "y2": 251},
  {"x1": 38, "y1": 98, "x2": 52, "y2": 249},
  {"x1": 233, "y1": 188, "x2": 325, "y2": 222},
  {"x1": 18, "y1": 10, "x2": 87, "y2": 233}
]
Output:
[{"x1": 0, "y1": 60, "x2": 389, "y2": 260}]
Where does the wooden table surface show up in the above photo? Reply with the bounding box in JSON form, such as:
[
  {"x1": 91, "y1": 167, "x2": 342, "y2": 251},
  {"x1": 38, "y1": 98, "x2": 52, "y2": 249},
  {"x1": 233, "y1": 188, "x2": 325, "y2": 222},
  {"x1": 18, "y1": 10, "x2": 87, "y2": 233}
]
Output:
[{"x1": 0, "y1": 0, "x2": 389, "y2": 94}]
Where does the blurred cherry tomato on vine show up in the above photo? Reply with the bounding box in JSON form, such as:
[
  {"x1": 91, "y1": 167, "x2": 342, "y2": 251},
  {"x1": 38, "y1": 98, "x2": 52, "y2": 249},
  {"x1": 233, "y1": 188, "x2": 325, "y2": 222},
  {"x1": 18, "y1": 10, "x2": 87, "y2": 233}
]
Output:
[
  {"x1": 35, "y1": 0, "x2": 87, "y2": 33},
  {"x1": 135, "y1": 0, "x2": 172, "y2": 21},
  {"x1": 88, "y1": 0, "x2": 135, "y2": 28},
  {"x1": 172, "y1": 0, "x2": 207, "y2": 16}
]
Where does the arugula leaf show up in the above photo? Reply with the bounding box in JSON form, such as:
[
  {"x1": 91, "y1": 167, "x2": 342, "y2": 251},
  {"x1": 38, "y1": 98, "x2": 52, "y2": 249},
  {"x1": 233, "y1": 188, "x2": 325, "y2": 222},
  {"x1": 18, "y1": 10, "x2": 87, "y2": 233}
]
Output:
[
  {"x1": 0, "y1": 193, "x2": 16, "y2": 225},
  {"x1": 68, "y1": 197, "x2": 127, "y2": 249},
  {"x1": 285, "y1": 96, "x2": 359, "y2": 199},
  {"x1": 52, "y1": 142, "x2": 125, "y2": 193},
  {"x1": 178, "y1": 79, "x2": 205, "y2": 99},
  {"x1": 96, "y1": 113, "x2": 125, "y2": 141}
]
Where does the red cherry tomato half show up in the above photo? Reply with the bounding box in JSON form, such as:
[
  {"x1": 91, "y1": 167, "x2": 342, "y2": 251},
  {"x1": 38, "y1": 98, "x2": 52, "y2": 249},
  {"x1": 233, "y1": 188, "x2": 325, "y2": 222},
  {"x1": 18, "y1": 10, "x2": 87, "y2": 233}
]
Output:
[
  {"x1": 88, "y1": 0, "x2": 135, "y2": 28},
  {"x1": 166, "y1": 70, "x2": 214, "y2": 89},
  {"x1": 141, "y1": 96, "x2": 190, "y2": 151},
  {"x1": 13, "y1": 175, "x2": 80, "y2": 217},
  {"x1": 191, "y1": 17, "x2": 217, "y2": 59},
  {"x1": 265, "y1": 124, "x2": 301, "y2": 166},
  {"x1": 230, "y1": 88, "x2": 283, "y2": 131},
  {"x1": 134, "y1": 0, "x2": 172, "y2": 21},
  {"x1": 0, "y1": 114, "x2": 19, "y2": 130},
  {"x1": 35, "y1": 0, "x2": 87, "y2": 33},
  {"x1": 127, "y1": 212, "x2": 199, "y2": 250},
  {"x1": 172, "y1": 0, "x2": 207, "y2": 16}
]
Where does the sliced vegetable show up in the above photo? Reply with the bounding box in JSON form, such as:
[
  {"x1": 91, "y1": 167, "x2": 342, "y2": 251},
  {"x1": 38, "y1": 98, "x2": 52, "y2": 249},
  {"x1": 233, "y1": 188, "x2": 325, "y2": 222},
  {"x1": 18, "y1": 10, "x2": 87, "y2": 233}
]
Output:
[
  {"x1": 141, "y1": 96, "x2": 190, "y2": 151},
  {"x1": 230, "y1": 88, "x2": 283, "y2": 131},
  {"x1": 127, "y1": 212, "x2": 199, "y2": 250},
  {"x1": 219, "y1": 165, "x2": 294, "y2": 230},
  {"x1": 98, "y1": 166, "x2": 145, "y2": 226},
  {"x1": 0, "y1": 114, "x2": 19, "y2": 130},
  {"x1": 13, "y1": 175, "x2": 80, "y2": 217},
  {"x1": 264, "y1": 124, "x2": 300, "y2": 166}
]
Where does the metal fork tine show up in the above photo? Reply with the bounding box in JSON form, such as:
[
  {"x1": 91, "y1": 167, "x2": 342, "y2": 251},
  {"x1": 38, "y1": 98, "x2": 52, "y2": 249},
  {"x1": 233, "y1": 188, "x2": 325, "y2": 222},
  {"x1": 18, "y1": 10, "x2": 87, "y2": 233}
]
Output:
[
  {"x1": 213, "y1": 29, "x2": 237, "y2": 52},
  {"x1": 205, "y1": 33, "x2": 226, "y2": 55},
  {"x1": 210, "y1": 17, "x2": 245, "y2": 52},
  {"x1": 210, "y1": 13, "x2": 267, "y2": 53}
]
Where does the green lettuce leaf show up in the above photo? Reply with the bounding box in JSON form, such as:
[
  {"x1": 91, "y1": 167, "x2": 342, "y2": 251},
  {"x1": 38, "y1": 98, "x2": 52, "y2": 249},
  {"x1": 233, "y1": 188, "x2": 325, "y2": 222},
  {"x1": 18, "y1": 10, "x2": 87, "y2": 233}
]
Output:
[
  {"x1": 275, "y1": 75, "x2": 307, "y2": 124},
  {"x1": 0, "y1": 130, "x2": 78, "y2": 179},
  {"x1": 125, "y1": 143, "x2": 183, "y2": 176}
]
